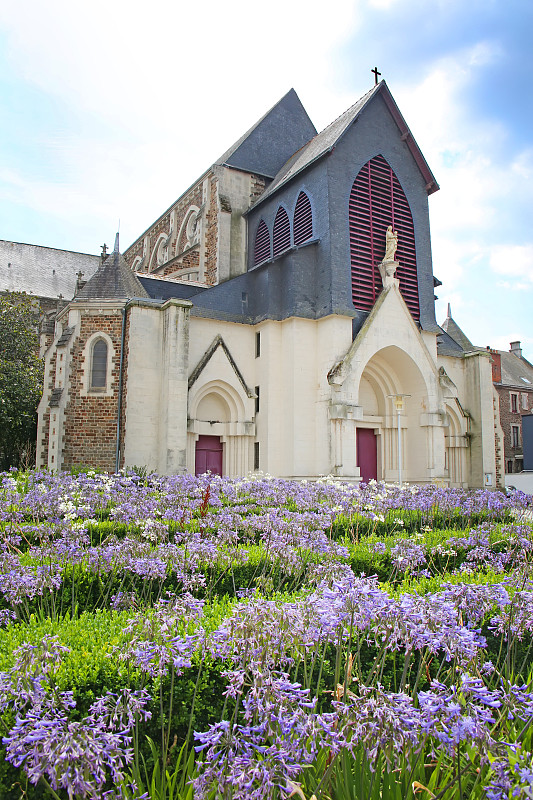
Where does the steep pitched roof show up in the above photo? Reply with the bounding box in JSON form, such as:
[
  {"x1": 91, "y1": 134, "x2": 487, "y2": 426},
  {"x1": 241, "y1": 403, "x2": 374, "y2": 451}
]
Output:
[
  {"x1": 250, "y1": 80, "x2": 439, "y2": 210},
  {"x1": 216, "y1": 89, "x2": 317, "y2": 179},
  {"x1": 440, "y1": 304, "x2": 479, "y2": 353},
  {"x1": 75, "y1": 246, "x2": 149, "y2": 300}
]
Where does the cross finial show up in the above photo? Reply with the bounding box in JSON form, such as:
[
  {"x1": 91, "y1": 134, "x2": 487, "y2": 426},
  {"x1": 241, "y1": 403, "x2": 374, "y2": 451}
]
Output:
[
  {"x1": 101, "y1": 243, "x2": 108, "y2": 258},
  {"x1": 371, "y1": 67, "x2": 381, "y2": 85}
]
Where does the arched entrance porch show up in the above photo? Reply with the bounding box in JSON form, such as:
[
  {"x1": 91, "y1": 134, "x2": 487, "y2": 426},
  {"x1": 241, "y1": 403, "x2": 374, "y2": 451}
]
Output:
[
  {"x1": 354, "y1": 346, "x2": 441, "y2": 484},
  {"x1": 187, "y1": 380, "x2": 255, "y2": 477}
]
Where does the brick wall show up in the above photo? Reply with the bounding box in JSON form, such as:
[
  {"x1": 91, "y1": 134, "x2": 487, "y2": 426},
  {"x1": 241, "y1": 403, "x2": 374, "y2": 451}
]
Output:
[
  {"x1": 497, "y1": 385, "x2": 533, "y2": 473},
  {"x1": 204, "y1": 176, "x2": 219, "y2": 285},
  {"x1": 124, "y1": 183, "x2": 204, "y2": 275},
  {"x1": 62, "y1": 312, "x2": 123, "y2": 471}
]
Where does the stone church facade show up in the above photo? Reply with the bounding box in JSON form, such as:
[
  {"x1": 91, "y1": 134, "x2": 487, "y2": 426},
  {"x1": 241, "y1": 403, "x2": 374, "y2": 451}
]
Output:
[{"x1": 36, "y1": 81, "x2": 498, "y2": 487}]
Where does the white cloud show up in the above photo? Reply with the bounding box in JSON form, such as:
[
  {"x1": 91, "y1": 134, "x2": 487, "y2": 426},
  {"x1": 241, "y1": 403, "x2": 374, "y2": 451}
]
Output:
[{"x1": 490, "y1": 245, "x2": 533, "y2": 281}]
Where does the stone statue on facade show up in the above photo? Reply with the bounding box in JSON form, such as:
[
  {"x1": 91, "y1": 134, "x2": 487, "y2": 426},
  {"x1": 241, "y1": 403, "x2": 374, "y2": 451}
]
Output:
[{"x1": 379, "y1": 225, "x2": 400, "y2": 287}]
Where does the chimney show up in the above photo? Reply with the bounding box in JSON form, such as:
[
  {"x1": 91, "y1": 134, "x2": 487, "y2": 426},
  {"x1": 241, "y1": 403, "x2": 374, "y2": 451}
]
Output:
[
  {"x1": 510, "y1": 341, "x2": 522, "y2": 359},
  {"x1": 487, "y1": 348, "x2": 502, "y2": 383}
]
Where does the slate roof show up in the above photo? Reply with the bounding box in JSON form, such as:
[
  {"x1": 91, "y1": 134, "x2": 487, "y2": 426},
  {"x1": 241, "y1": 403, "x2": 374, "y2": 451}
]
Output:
[
  {"x1": 139, "y1": 274, "x2": 207, "y2": 301},
  {"x1": 441, "y1": 315, "x2": 476, "y2": 352},
  {"x1": 497, "y1": 350, "x2": 533, "y2": 389},
  {"x1": 75, "y1": 249, "x2": 149, "y2": 300},
  {"x1": 249, "y1": 80, "x2": 439, "y2": 211},
  {"x1": 438, "y1": 304, "x2": 485, "y2": 357},
  {"x1": 215, "y1": 89, "x2": 317, "y2": 179},
  {"x1": 436, "y1": 329, "x2": 467, "y2": 357},
  {"x1": 0, "y1": 240, "x2": 100, "y2": 301}
]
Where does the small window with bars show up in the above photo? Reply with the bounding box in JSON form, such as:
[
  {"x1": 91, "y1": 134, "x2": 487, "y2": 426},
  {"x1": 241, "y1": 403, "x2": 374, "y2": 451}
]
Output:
[
  {"x1": 272, "y1": 206, "x2": 291, "y2": 257},
  {"x1": 253, "y1": 220, "x2": 271, "y2": 265},
  {"x1": 293, "y1": 191, "x2": 313, "y2": 245},
  {"x1": 254, "y1": 386, "x2": 260, "y2": 414},
  {"x1": 91, "y1": 338, "x2": 108, "y2": 390},
  {"x1": 254, "y1": 441, "x2": 260, "y2": 471}
]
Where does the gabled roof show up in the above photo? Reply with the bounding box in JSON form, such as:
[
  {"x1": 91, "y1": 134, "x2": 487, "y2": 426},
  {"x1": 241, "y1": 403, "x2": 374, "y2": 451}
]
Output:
[
  {"x1": 75, "y1": 246, "x2": 149, "y2": 301},
  {"x1": 216, "y1": 89, "x2": 317, "y2": 179},
  {"x1": 497, "y1": 350, "x2": 533, "y2": 389},
  {"x1": 250, "y1": 80, "x2": 439, "y2": 211}
]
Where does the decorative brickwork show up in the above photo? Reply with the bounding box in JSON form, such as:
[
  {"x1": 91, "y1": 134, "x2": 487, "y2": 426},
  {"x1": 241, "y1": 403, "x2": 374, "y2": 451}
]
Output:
[
  {"x1": 61, "y1": 312, "x2": 123, "y2": 471},
  {"x1": 204, "y1": 176, "x2": 219, "y2": 285},
  {"x1": 125, "y1": 184, "x2": 204, "y2": 276}
]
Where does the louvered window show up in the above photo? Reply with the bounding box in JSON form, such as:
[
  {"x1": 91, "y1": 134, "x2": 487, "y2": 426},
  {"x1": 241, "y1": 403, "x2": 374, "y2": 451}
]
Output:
[
  {"x1": 91, "y1": 339, "x2": 108, "y2": 389},
  {"x1": 293, "y1": 191, "x2": 313, "y2": 245},
  {"x1": 272, "y1": 206, "x2": 291, "y2": 257},
  {"x1": 349, "y1": 155, "x2": 420, "y2": 320},
  {"x1": 254, "y1": 219, "x2": 271, "y2": 265}
]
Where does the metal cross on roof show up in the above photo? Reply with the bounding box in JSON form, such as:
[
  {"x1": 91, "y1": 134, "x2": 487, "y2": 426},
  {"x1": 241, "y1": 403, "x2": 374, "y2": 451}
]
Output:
[
  {"x1": 101, "y1": 243, "x2": 108, "y2": 258},
  {"x1": 371, "y1": 67, "x2": 381, "y2": 85}
]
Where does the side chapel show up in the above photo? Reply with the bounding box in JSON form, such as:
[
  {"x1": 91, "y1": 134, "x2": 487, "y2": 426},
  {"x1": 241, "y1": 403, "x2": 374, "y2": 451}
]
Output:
[{"x1": 37, "y1": 81, "x2": 498, "y2": 487}]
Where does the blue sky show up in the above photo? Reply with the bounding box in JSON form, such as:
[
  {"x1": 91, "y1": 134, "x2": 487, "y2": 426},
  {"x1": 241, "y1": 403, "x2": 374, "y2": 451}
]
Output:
[{"x1": 0, "y1": 0, "x2": 531, "y2": 353}]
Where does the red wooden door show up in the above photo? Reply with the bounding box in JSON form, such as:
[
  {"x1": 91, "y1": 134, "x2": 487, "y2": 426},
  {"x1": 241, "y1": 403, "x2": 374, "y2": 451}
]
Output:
[
  {"x1": 356, "y1": 428, "x2": 377, "y2": 482},
  {"x1": 195, "y1": 435, "x2": 223, "y2": 476}
]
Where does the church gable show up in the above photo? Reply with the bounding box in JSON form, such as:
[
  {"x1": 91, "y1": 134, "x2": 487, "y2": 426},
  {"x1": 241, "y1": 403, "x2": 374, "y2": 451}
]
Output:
[{"x1": 328, "y1": 282, "x2": 439, "y2": 394}]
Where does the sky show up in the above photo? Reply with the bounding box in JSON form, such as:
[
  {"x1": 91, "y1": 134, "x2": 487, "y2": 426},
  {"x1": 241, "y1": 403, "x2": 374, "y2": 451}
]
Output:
[{"x1": 1, "y1": 0, "x2": 532, "y2": 353}]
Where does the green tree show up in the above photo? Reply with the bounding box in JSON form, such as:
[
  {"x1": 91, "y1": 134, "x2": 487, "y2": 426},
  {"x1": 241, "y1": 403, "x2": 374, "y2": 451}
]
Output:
[{"x1": 0, "y1": 292, "x2": 43, "y2": 470}]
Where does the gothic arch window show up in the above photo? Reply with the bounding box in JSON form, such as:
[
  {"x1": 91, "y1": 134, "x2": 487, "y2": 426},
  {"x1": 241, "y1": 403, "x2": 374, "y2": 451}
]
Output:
[
  {"x1": 253, "y1": 219, "x2": 271, "y2": 265},
  {"x1": 91, "y1": 338, "x2": 108, "y2": 390},
  {"x1": 272, "y1": 206, "x2": 291, "y2": 257},
  {"x1": 349, "y1": 154, "x2": 420, "y2": 320},
  {"x1": 293, "y1": 191, "x2": 313, "y2": 245}
]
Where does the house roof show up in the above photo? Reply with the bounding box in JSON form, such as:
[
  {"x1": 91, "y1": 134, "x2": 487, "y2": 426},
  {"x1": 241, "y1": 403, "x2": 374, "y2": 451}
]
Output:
[
  {"x1": 0, "y1": 239, "x2": 100, "y2": 301},
  {"x1": 249, "y1": 80, "x2": 440, "y2": 211},
  {"x1": 75, "y1": 244, "x2": 149, "y2": 301},
  {"x1": 497, "y1": 349, "x2": 533, "y2": 389}
]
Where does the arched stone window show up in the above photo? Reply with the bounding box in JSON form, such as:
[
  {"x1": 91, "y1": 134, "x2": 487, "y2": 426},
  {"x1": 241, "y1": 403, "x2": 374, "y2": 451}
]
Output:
[
  {"x1": 91, "y1": 338, "x2": 108, "y2": 389},
  {"x1": 293, "y1": 191, "x2": 313, "y2": 245},
  {"x1": 253, "y1": 220, "x2": 271, "y2": 265},
  {"x1": 349, "y1": 154, "x2": 419, "y2": 320},
  {"x1": 272, "y1": 206, "x2": 291, "y2": 257}
]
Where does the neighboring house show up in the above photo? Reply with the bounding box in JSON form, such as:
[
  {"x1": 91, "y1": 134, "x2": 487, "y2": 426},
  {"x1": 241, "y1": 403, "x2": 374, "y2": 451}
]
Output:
[
  {"x1": 35, "y1": 81, "x2": 499, "y2": 486},
  {"x1": 488, "y1": 342, "x2": 533, "y2": 476}
]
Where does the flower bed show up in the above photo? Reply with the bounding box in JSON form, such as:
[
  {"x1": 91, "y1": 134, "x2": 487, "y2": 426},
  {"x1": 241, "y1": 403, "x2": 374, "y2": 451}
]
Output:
[{"x1": 0, "y1": 471, "x2": 532, "y2": 799}]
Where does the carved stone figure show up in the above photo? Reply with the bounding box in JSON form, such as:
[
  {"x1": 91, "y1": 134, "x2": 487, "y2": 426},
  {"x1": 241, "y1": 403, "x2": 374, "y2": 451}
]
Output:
[{"x1": 384, "y1": 225, "x2": 398, "y2": 262}]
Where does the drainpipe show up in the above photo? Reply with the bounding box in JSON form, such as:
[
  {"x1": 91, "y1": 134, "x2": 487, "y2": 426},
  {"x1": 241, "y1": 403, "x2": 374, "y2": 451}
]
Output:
[{"x1": 115, "y1": 304, "x2": 128, "y2": 473}]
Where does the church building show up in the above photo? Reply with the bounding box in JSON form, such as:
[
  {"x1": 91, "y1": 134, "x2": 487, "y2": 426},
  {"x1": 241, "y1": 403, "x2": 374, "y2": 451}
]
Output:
[{"x1": 36, "y1": 81, "x2": 498, "y2": 487}]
